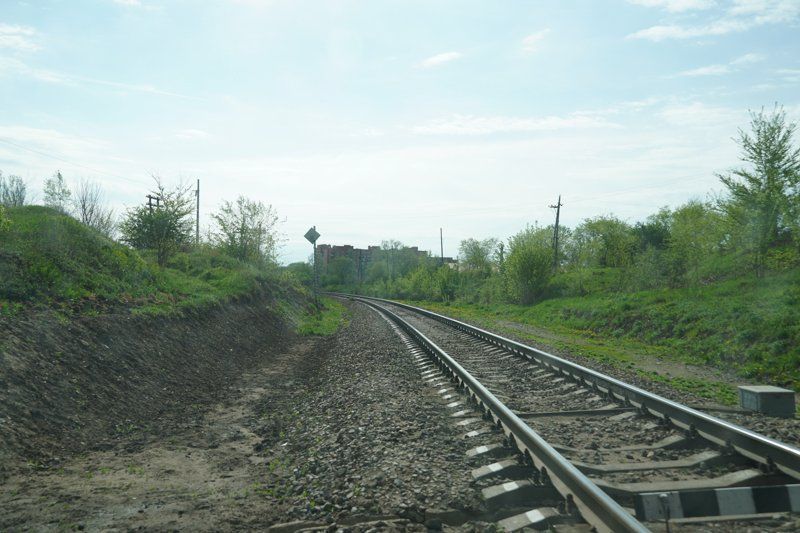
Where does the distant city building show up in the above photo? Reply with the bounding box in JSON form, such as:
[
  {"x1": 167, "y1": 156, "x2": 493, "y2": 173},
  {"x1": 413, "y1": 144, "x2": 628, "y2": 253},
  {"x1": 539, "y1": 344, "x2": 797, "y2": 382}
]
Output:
[{"x1": 316, "y1": 243, "x2": 455, "y2": 281}]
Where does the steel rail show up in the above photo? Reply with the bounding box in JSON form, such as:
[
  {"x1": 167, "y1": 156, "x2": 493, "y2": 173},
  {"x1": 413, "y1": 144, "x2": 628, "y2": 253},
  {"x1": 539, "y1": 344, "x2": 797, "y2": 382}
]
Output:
[
  {"x1": 356, "y1": 297, "x2": 649, "y2": 533},
  {"x1": 350, "y1": 294, "x2": 800, "y2": 481}
]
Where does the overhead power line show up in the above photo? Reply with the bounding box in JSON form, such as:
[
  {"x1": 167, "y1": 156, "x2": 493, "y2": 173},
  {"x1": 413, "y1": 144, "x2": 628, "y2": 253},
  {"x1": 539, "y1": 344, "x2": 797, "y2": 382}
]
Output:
[{"x1": 0, "y1": 136, "x2": 151, "y2": 186}]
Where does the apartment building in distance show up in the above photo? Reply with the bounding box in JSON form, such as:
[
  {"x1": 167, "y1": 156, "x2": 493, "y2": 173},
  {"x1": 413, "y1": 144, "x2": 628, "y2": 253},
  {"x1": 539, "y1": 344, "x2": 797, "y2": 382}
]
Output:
[{"x1": 316, "y1": 243, "x2": 455, "y2": 281}]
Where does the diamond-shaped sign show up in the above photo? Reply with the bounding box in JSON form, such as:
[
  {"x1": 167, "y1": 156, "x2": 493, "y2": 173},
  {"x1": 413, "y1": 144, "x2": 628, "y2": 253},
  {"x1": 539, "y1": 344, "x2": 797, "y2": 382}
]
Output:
[{"x1": 304, "y1": 226, "x2": 320, "y2": 244}]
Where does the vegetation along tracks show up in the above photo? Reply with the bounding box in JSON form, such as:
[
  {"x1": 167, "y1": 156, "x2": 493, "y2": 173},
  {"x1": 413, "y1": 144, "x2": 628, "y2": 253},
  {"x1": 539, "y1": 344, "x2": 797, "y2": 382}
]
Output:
[{"x1": 341, "y1": 294, "x2": 800, "y2": 531}]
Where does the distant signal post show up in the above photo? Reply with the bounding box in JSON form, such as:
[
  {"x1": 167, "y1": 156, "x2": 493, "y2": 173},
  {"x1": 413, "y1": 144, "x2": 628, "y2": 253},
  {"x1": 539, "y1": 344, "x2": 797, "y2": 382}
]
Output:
[{"x1": 304, "y1": 226, "x2": 321, "y2": 305}]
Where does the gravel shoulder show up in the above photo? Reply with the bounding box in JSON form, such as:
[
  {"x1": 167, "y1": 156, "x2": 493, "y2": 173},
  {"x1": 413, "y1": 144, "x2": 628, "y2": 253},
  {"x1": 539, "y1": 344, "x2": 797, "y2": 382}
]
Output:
[{"x1": 0, "y1": 301, "x2": 485, "y2": 531}]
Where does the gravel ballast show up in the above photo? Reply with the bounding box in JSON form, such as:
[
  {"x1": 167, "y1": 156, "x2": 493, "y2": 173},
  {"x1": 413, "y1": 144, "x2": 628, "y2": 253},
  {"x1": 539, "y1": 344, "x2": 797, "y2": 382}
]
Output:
[{"x1": 254, "y1": 303, "x2": 486, "y2": 528}]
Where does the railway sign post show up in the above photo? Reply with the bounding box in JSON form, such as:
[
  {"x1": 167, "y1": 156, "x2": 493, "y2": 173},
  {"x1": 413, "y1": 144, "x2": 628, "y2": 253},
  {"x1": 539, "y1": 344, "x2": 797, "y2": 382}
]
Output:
[{"x1": 304, "y1": 226, "x2": 320, "y2": 305}]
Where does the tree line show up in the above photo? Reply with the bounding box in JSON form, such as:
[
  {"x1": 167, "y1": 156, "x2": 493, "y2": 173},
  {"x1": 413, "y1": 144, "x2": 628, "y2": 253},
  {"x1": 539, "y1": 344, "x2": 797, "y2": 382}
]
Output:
[
  {"x1": 319, "y1": 106, "x2": 800, "y2": 304},
  {"x1": 0, "y1": 172, "x2": 281, "y2": 269}
]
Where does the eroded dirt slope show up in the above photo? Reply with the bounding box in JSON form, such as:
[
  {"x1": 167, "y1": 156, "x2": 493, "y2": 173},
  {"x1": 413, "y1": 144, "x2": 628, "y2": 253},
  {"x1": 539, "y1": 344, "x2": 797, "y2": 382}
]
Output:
[
  {"x1": 1, "y1": 301, "x2": 486, "y2": 531},
  {"x1": 0, "y1": 291, "x2": 303, "y2": 477}
]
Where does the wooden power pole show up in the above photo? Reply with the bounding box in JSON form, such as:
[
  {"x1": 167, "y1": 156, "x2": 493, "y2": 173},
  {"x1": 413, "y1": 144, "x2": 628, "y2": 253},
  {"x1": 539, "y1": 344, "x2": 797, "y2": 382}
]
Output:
[
  {"x1": 440, "y1": 227, "x2": 444, "y2": 265},
  {"x1": 549, "y1": 195, "x2": 563, "y2": 270}
]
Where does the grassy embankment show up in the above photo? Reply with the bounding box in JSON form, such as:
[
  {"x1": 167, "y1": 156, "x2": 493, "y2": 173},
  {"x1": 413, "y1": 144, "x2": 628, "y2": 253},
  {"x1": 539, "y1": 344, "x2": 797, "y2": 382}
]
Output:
[
  {"x1": 296, "y1": 297, "x2": 349, "y2": 336},
  {"x1": 0, "y1": 205, "x2": 306, "y2": 318},
  {"x1": 405, "y1": 271, "x2": 800, "y2": 407}
]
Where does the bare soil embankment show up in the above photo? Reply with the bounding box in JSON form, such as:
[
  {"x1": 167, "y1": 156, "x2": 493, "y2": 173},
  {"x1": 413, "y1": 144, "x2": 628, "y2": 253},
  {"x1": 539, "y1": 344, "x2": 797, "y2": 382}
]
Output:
[
  {"x1": 0, "y1": 291, "x2": 302, "y2": 478},
  {"x1": 1, "y1": 300, "x2": 487, "y2": 531}
]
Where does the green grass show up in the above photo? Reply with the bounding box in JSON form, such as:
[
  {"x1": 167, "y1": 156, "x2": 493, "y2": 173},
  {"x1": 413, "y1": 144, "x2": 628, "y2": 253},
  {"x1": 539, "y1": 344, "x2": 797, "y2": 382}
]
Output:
[
  {"x1": 0, "y1": 205, "x2": 301, "y2": 317},
  {"x1": 403, "y1": 270, "x2": 800, "y2": 403},
  {"x1": 297, "y1": 297, "x2": 349, "y2": 335}
]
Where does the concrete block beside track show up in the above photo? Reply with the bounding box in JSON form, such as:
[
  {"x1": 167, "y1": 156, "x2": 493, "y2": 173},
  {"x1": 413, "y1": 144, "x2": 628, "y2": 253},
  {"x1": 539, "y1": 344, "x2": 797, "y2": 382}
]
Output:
[{"x1": 738, "y1": 385, "x2": 796, "y2": 418}]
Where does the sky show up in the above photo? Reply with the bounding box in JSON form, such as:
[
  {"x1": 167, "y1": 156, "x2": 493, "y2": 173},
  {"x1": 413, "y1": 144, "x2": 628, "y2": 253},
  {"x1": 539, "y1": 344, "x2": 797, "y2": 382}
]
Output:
[{"x1": 0, "y1": 0, "x2": 799, "y2": 263}]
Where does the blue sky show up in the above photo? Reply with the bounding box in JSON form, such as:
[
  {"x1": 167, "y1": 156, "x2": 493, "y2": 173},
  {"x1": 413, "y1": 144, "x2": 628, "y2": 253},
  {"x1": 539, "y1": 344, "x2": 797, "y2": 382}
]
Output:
[{"x1": 1, "y1": 0, "x2": 799, "y2": 263}]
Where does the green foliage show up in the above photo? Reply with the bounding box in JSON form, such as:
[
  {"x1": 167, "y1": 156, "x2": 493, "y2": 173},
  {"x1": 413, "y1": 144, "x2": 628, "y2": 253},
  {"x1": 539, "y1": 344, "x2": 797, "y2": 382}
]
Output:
[
  {"x1": 210, "y1": 196, "x2": 280, "y2": 264},
  {"x1": 504, "y1": 224, "x2": 553, "y2": 304},
  {"x1": 0, "y1": 206, "x2": 299, "y2": 316},
  {"x1": 571, "y1": 215, "x2": 636, "y2": 269},
  {"x1": 324, "y1": 256, "x2": 357, "y2": 287},
  {"x1": 0, "y1": 205, "x2": 155, "y2": 302},
  {"x1": 43, "y1": 171, "x2": 72, "y2": 213},
  {"x1": 297, "y1": 297, "x2": 348, "y2": 335},
  {"x1": 717, "y1": 105, "x2": 800, "y2": 276},
  {"x1": 459, "y1": 237, "x2": 498, "y2": 276},
  {"x1": 0, "y1": 172, "x2": 27, "y2": 207},
  {"x1": 633, "y1": 207, "x2": 671, "y2": 251},
  {"x1": 0, "y1": 205, "x2": 9, "y2": 233},
  {"x1": 119, "y1": 180, "x2": 194, "y2": 266},
  {"x1": 284, "y1": 262, "x2": 313, "y2": 287},
  {"x1": 665, "y1": 200, "x2": 727, "y2": 285}
]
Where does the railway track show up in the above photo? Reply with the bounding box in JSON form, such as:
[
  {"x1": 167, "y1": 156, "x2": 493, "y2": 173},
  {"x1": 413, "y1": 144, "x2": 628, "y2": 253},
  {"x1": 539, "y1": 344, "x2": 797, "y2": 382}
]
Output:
[{"x1": 342, "y1": 294, "x2": 800, "y2": 532}]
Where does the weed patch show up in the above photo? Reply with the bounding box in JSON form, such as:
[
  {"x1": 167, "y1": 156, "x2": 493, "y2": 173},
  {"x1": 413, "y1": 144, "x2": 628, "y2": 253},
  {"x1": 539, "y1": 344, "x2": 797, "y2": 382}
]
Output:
[{"x1": 297, "y1": 297, "x2": 348, "y2": 336}]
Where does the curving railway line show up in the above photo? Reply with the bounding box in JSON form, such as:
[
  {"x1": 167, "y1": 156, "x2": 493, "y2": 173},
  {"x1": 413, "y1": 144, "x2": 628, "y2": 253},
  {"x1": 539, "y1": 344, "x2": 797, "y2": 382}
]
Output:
[{"x1": 341, "y1": 294, "x2": 800, "y2": 532}]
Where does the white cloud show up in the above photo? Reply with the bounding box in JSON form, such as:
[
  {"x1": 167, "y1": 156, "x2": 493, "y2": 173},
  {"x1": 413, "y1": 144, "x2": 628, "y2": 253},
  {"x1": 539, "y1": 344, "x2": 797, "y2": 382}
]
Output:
[
  {"x1": 411, "y1": 113, "x2": 617, "y2": 135},
  {"x1": 0, "y1": 125, "x2": 109, "y2": 154},
  {"x1": 113, "y1": 0, "x2": 143, "y2": 6},
  {"x1": 0, "y1": 24, "x2": 40, "y2": 52},
  {"x1": 677, "y1": 64, "x2": 731, "y2": 76},
  {"x1": 675, "y1": 52, "x2": 764, "y2": 76},
  {"x1": 628, "y1": 0, "x2": 716, "y2": 12},
  {"x1": 0, "y1": 56, "x2": 197, "y2": 99},
  {"x1": 521, "y1": 29, "x2": 550, "y2": 54},
  {"x1": 776, "y1": 68, "x2": 800, "y2": 83},
  {"x1": 175, "y1": 129, "x2": 211, "y2": 140},
  {"x1": 628, "y1": 19, "x2": 747, "y2": 40},
  {"x1": 728, "y1": 0, "x2": 800, "y2": 23},
  {"x1": 628, "y1": 0, "x2": 799, "y2": 41},
  {"x1": 418, "y1": 51, "x2": 462, "y2": 69},
  {"x1": 658, "y1": 102, "x2": 742, "y2": 127},
  {"x1": 730, "y1": 52, "x2": 765, "y2": 65}
]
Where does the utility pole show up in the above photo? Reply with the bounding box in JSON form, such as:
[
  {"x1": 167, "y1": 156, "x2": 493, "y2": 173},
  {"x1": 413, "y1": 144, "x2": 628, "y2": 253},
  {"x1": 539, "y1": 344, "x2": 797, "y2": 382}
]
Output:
[
  {"x1": 195, "y1": 179, "x2": 200, "y2": 245},
  {"x1": 146, "y1": 194, "x2": 161, "y2": 212},
  {"x1": 440, "y1": 227, "x2": 444, "y2": 265},
  {"x1": 549, "y1": 195, "x2": 563, "y2": 271}
]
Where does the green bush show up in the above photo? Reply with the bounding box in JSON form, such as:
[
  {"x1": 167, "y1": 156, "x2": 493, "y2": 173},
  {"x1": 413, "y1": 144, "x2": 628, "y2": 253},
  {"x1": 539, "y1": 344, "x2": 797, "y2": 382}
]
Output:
[{"x1": 504, "y1": 225, "x2": 553, "y2": 304}]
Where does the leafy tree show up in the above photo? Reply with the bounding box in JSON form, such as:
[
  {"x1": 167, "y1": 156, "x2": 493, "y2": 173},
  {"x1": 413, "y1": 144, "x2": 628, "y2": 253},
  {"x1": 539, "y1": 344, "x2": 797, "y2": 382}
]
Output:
[
  {"x1": 633, "y1": 207, "x2": 672, "y2": 251},
  {"x1": 366, "y1": 260, "x2": 389, "y2": 283},
  {"x1": 0, "y1": 205, "x2": 10, "y2": 233},
  {"x1": 73, "y1": 179, "x2": 115, "y2": 237},
  {"x1": 495, "y1": 241, "x2": 506, "y2": 271},
  {"x1": 43, "y1": 171, "x2": 72, "y2": 213},
  {"x1": 718, "y1": 105, "x2": 800, "y2": 276},
  {"x1": 380, "y1": 239, "x2": 403, "y2": 279},
  {"x1": 325, "y1": 256, "x2": 357, "y2": 286},
  {"x1": 666, "y1": 200, "x2": 726, "y2": 285},
  {"x1": 119, "y1": 180, "x2": 194, "y2": 266},
  {"x1": 572, "y1": 216, "x2": 636, "y2": 268},
  {"x1": 504, "y1": 224, "x2": 553, "y2": 304},
  {"x1": 0, "y1": 173, "x2": 27, "y2": 207},
  {"x1": 211, "y1": 196, "x2": 280, "y2": 264},
  {"x1": 435, "y1": 264, "x2": 459, "y2": 301},
  {"x1": 285, "y1": 262, "x2": 313, "y2": 286},
  {"x1": 406, "y1": 264, "x2": 436, "y2": 300},
  {"x1": 395, "y1": 247, "x2": 425, "y2": 277},
  {"x1": 459, "y1": 237, "x2": 498, "y2": 276}
]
